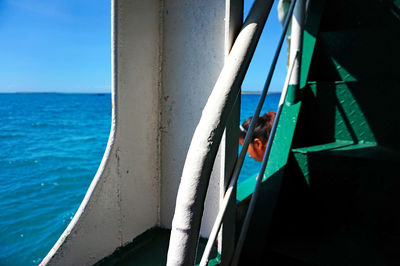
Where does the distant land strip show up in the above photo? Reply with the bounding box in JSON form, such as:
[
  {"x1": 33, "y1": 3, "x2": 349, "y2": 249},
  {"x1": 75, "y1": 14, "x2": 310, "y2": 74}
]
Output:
[{"x1": 241, "y1": 91, "x2": 281, "y2": 95}]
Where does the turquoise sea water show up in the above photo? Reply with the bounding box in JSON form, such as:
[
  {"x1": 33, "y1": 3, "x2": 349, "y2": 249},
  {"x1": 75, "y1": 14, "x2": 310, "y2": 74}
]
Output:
[
  {"x1": 0, "y1": 93, "x2": 280, "y2": 265},
  {"x1": 0, "y1": 93, "x2": 111, "y2": 265}
]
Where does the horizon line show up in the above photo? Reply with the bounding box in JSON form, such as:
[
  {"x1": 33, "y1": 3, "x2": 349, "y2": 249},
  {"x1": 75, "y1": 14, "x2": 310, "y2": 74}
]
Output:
[
  {"x1": 241, "y1": 90, "x2": 281, "y2": 95},
  {"x1": 0, "y1": 90, "x2": 282, "y2": 95},
  {"x1": 0, "y1": 91, "x2": 111, "y2": 94}
]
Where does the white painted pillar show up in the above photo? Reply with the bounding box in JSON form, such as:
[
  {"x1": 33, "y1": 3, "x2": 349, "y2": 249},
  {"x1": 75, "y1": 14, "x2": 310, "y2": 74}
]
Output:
[
  {"x1": 42, "y1": 1, "x2": 162, "y2": 265},
  {"x1": 219, "y1": 0, "x2": 243, "y2": 264},
  {"x1": 42, "y1": 1, "x2": 238, "y2": 265},
  {"x1": 159, "y1": 0, "x2": 228, "y2": 236},
  {"x1": 289, "y1": 0, "x2": 305, "y2": 87}
]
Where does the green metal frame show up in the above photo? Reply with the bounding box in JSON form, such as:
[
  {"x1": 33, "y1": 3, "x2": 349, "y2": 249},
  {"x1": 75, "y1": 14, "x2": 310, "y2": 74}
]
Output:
[{"x1": 235, "y1": 1, "x2": 326, "y2": 264}]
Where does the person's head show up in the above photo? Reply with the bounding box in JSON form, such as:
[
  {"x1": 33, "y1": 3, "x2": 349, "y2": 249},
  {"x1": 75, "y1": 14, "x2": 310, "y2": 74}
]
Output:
[{"x1": 239, "y1": 111, "x2": 276, "y2": 162}]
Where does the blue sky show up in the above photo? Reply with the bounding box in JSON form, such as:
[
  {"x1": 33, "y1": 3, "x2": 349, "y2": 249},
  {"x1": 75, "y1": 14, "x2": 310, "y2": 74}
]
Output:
[
  {"x1": 243, "y1": 0, "x2": 288, "y2": 92},
  {"x1": 0, "y1": 0, "x2": 111, "y2": 93},
  {"x1": 0, "y1": 0, "x2": 287, "y2": 93}
]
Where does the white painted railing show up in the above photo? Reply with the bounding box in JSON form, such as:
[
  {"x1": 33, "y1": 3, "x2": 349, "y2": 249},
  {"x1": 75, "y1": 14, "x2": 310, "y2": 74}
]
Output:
[
  {"x1": 201, "y1": 1, "x2": 304, "y2": 264},
  {"x1": 166, "y1": 1, "x2": 274, "y2": 265},
  {"x1": 167, "y1": 0, "x2": 305, "y2": 265}
]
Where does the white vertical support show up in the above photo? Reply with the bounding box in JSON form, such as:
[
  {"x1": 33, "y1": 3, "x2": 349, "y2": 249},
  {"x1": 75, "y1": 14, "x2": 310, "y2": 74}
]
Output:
[
  {"x1": 286, "y1": 0, "x2": 305, "y2": 105},
  {"x1": 289, "y1": 0, "x2": 305, "y2": 87},
  {"x1": 41, "y1": 1, "x2": 162, "y2": 265},
  {"x1": 167, "y1": 1, "x2": 273, "y2": 265},
  {"x1": 160, "y1": 0, "x2": 226, "y2": 237},
  {"x1": 219, "y1": 0, "x2": 243, "y2": 264}
]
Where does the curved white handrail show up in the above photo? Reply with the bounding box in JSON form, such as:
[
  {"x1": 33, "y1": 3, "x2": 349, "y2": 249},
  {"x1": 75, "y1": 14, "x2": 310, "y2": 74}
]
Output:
[
  {"x1": 166, "y1": 1, "x2": 274, "y2": 265},
  {"x1": 199, "y1": 0, "x2": 298, "y2": 264}
]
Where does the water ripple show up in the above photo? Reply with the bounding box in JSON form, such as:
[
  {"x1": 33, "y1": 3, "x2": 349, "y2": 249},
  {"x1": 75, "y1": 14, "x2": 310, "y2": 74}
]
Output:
[{"x1": 0, "y1": 93, "x2": 111, "y2": 266}]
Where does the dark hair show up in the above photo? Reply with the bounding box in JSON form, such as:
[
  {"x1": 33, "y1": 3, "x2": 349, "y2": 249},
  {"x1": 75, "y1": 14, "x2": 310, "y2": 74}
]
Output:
[{"x1": 239, "y1": 111, "x2": 276, "y2": 143}]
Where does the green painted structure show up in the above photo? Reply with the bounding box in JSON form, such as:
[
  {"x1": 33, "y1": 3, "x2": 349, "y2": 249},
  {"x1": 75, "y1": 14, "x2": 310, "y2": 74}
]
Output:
[
  {"x1": 238, "y1": 0, "x2": 400, "y2": 265},
  {"x1": 95, "y1": 0, "x2": 400, "y2": 264}
]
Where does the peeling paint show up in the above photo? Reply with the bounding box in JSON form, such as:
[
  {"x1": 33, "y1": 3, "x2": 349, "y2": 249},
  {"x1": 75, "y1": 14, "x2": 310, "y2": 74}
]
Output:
[{"x1": 116, "y1": 147, "x2": 123, "y2": 246}]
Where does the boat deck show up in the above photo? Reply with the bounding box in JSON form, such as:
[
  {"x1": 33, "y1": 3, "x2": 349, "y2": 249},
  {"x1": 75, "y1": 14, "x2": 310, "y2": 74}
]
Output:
[{"x1": 94, "y1": 227, "x2": 219, "y2": 265}]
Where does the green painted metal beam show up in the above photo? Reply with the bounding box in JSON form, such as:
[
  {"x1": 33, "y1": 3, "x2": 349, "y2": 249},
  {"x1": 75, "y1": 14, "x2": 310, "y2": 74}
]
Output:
[
  {"x1": 236, "y1": 0, "x2": 326, "y2": 203},
  {"x1": 237, "y1": 100, "x2": 302, "y2": 265},
  {"x1": 300, "y1": 0, "x2": 326, "y2": 88},
  {"x1": 236, "y1": 2, "x2": 329, "y2": 262},
  {"x1": 260, "y1": 0, "x2": 400, "y2": 265},
  {"x1": 236, "y1": 101, "x2": 301, "y2": 203}
]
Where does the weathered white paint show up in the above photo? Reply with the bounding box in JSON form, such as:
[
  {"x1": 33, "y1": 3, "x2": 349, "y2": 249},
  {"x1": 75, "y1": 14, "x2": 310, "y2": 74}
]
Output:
[
  {"x1": 218, "y1": 0, "x2": 243, "y2": 264},
  {"x1": 160, "y1": 0, "x2": 227, "y2": 239},
  {"x1": 167, "y1": 1, "x2": 274, "y2": 265},
  {"x1": 42, "y1": 1, "x2": 161, "y2": 265},
  {"x1": 289, "y1": 0, "x2": 305, "y2": 86},
  {"x1": 41, "y1": 0, "x2": 235, "y2": 265}
]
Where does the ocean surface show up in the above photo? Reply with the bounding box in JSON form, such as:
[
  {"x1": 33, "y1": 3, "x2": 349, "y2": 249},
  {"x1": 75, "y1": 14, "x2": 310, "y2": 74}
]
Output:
[{"x1": 0, "y1": 92, "x2": 280, "y2": 265}]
